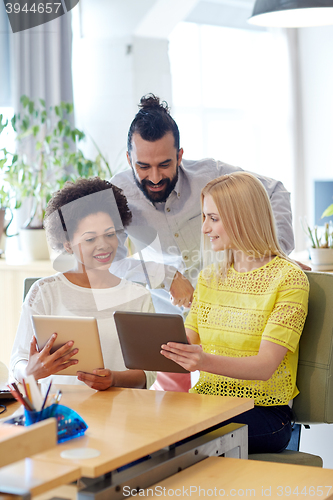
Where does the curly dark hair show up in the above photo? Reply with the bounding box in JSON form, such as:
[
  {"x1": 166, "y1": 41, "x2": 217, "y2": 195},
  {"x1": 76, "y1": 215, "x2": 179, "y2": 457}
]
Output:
[
  {"x1": 44, "y1": 177, "x2": 132, "y2": 251},
  {"x1": 127, "y1": 94, "x2": 180, "y2": 153}
]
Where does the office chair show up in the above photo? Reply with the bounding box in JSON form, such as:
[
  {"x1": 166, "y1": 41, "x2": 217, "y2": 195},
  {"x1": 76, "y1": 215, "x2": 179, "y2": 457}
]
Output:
[
  {"x1": 23, "y1": 277, "x2": 40, "y2": 301},
  {"x1": 249, "y1": 271, "x2": 333, "y2": 467}
]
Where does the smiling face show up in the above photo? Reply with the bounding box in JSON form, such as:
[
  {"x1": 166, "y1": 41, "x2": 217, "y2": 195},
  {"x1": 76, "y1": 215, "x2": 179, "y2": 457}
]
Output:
[
  {"x1": 127, "y1": 132, "x2": 183, "y2": 203},
  {"x1": 202, "y1": 195, "x2": 232, "y2": 252},
  {"x1": 65, "y1": 212, "x2": 118, "y2": 270}
]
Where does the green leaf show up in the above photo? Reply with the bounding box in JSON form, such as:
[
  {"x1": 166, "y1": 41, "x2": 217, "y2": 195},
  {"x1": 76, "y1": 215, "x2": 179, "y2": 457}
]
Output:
[
  {"x1": 77, "y1": 129, "x2": 85, "y2": 141},
  {"x1": 66, "y1": 103, "x2": 74, "y2": 114},
  {"x1": 322, "y1": 204, "x2": 333, "y2": 218},
  {"x1": 39, "y1": 98, "x2": 46, "y2": 107},
  {"x1": 21, "y1": 117, "x2": 30, "y2": 131},
  {"x1": 20, "y1": 95, "x2": 30, "y2": 108},
  {"x1": 28, "y1": 101, "x2": 34, "y2": 114},
  {"x1": 11, "y1": 115, "x2": 17, "y2": 131},
  {"x1": 0, "y1": 115, "x2": 8, "y2": 134},
  {"x1": 33, "y1": 125, "x2": 40, "y2": 137}
]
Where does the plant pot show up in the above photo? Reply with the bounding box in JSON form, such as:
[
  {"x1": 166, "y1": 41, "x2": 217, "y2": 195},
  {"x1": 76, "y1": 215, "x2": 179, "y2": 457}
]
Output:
[
  {"x1": 19, "y1": 228, "x2": 50, "y2": 261},
  {"x1": 309, "y1": 247, "x2": 333, "y2": 271},
  {"x1": 0, "y1": 207, "x2": 14, "y2": 252}
]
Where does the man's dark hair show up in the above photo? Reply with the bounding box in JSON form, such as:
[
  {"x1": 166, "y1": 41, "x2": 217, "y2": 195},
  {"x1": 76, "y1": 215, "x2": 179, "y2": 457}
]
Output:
[
  {"x1": 44, "y1": 177, "x2": 132, "y2": 250},
  {"x1": 127, "y1": 94, "x2": 180, "y2": 153}
]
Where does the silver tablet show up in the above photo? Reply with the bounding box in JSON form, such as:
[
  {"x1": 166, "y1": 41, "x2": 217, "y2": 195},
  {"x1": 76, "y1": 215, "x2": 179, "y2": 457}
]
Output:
[
  {"x1": 113, "y1": 311, "x2": 189, "y2": 374},
  {"x1": 31, "y1": 315, "x2": 104, "y2": 376}
]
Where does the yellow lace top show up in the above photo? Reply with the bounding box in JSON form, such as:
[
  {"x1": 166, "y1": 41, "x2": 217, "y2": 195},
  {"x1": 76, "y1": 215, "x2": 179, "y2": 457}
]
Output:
[{"x1": 185, "y1": 257, "x2": 309, "y2": 406}]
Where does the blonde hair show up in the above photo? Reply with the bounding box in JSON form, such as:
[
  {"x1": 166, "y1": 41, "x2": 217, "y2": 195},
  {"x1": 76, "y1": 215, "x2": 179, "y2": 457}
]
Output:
[{"x1": 201, "y1": 172, "x2": 293, "y2": 277}]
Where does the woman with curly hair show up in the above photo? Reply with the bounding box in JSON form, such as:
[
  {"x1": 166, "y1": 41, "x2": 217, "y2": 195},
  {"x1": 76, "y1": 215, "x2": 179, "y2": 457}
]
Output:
[
  {"x1": 10, "y1": 177, "x2": 155, "y2": 391},
  {"x1": 161, "y1": 172, "x2": 309, "y2": 453}
]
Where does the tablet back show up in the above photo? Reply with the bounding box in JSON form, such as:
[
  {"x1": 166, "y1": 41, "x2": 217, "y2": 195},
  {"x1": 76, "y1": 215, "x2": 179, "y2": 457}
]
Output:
[
  {"x1": 31, "y1": 315, "x2": 104, "y2": 376},
  {"x1": 114, "y1": 311, "x2": 189, "y2": 374}
]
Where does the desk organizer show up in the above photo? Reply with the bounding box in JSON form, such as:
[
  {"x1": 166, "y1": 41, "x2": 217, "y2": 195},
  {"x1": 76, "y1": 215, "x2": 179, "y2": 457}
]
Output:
[{"x1": 24, "y1": 404, "x2": 88, "y2": 443}]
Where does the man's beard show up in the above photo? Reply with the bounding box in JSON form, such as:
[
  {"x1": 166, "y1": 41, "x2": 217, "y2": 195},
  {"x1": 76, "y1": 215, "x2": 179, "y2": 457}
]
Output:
[{"x1": 132, "y1": 169, "x2": 179, "y2": 203}]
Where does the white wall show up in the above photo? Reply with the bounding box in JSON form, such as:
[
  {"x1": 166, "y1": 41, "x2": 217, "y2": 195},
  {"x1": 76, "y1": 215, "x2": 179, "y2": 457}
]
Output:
[
  {"x1": 299, "y1": 26, "x2": 333, "y2": 229},
  {"x1": 296, "y1": 25, "x2": 333, "y2": 468},
  {"x1": 71, "y1": 0, "x2": 198, "y2": 172}
]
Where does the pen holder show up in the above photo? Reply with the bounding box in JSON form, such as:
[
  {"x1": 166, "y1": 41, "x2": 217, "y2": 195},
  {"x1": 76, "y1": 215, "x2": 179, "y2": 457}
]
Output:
[{"x1": 24, "y1": 404, "x2": 88, "y2": 443}]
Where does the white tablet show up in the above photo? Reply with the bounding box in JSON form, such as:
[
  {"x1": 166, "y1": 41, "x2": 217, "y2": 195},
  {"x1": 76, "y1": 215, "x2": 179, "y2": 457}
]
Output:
[
  {"x1": 31, "y1": 315, "x2": 104, "y2": 376},
  {"x1": 114, "y1": 311, "x2": 189, "y2": 373}
]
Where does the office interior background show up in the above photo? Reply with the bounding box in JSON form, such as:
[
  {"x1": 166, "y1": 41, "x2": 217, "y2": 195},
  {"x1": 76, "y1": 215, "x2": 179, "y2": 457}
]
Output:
[{"x1": 0, "y1": 0, "x2": 333, "y2": 465}]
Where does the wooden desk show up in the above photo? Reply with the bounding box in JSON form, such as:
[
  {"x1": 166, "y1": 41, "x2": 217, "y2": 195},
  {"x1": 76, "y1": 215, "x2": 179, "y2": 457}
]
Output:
[
  {"x1": 0, "y1": 419, "x2": 57, "y2": 468},
  {"x1": 144, "y1": 456, "x2": 333, "y2": 500},
  {"x1": 0, "y1": 458, "x2": 80, "y2": 498},
  {"x1": 33, "y1": 385, "x2": 253, "y2": 478},
  {"x1": 0, "y1": 386, "x2": 253, "y2": 498},
  {"x1": 0, "y1": 418, "x2": 78, "y2": 499}
]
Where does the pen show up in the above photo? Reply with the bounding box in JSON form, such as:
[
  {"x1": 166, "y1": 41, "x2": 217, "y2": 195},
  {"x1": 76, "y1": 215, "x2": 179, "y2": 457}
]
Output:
[
  {"x1": 7, "y1": 384, "x2": 34, "y2": 411},
  {"x1": 12, "y1": 383, "x2": 34, "y2": 410},
  {"x1": 41, "y1": 380, "x2": 52, "y2": 411},
  {"x1": 50, "y1": 389, "x2": 62, "y2": 406},
  {"x1": 55, "y1": 390, "x2": 62, "y2": 404},
  {"x1": 11, "y1": 382, "x2": 21, "y2": 394}
]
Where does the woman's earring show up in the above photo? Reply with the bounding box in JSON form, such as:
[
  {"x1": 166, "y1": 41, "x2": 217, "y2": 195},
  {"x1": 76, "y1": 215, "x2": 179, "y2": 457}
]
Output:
[{"x1": 64, "y1": 243, "x2": 73, "y2": 255}]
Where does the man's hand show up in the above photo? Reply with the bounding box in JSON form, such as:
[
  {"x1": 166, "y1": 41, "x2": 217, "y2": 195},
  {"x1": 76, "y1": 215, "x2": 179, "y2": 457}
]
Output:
[
  {"x1": 26, "y1": 334, "x2": 78, "y2": 380},
  {"x1": 169, "y1": 271, "x2": 194, "y2": 308},
  {"x1": 295, "y1": 260, "x2": 312, "y2": 271},
  {"x1": 77, "y1": 368, "x2": 113, "y2": 390}
]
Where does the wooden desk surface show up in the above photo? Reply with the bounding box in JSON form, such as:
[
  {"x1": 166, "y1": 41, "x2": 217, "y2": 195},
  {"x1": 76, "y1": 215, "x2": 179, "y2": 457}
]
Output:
[
  {"x1": 0, "y1": 458, "x2": 80, "y2": 497},
  {"x1": 144, "y1": 456, "x2": 333, "y2": 499},
  {"x1": 0, "y1": 419, "x2": 57, "y2": 468},
  {"x1": 33, "y1": 385, "x2": 253, "y2": 478}
]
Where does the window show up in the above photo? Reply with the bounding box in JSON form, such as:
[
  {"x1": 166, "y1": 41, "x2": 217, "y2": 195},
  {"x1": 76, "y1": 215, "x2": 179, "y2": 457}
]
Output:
[{"x1": 169, "y1": 23, "x2": 293, "y2": 194}]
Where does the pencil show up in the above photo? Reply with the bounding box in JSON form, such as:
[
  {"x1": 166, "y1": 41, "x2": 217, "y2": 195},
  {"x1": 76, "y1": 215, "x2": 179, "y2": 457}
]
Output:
[{"x1": 25, "y1": 381, "x2": 33, "y2": 405}]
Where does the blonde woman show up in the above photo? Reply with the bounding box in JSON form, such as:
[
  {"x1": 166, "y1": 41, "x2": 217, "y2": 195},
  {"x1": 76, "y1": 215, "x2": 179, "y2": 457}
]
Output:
[{"x1": 161, "y1": 172, "x2": 309, "y2": 454}]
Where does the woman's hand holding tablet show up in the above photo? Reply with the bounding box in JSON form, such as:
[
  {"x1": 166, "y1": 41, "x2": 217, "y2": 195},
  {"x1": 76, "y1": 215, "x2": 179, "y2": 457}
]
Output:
[
  {"x1": 31, "y1": 315, "x2": 104, "y2": 379},
  {"x1": 77, "y1": 368, "x2": 112, "y2": 390},
  {"x1": 26, "y1": 333, "x2": 79, "y2": 380}
]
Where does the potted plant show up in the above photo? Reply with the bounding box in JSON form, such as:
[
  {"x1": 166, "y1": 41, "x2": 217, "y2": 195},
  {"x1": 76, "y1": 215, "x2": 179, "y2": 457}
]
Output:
[
  {"x1": 0, "y1": 96, "x2": 112, "y2": 260},
  {"x1": 0, "y1": 115, "x2": 17, "y2": 252},
  {"x1": 302, "y1": 204, "x2": 333, "y2": 271}
]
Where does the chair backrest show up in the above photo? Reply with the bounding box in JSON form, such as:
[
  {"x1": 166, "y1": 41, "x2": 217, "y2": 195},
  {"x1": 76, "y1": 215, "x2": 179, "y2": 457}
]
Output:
[
  {"x1": 293, "y1": 271, "x2": 333, "y2": 424},
  {"x1": 23, "y1": 277, "x2": 40, "y2": 301}
]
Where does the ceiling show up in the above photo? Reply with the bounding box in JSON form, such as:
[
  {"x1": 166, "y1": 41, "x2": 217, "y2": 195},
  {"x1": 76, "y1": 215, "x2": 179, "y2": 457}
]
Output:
[{"x1": 185, "y1": 0, "x2": 263, "y2": 32}]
